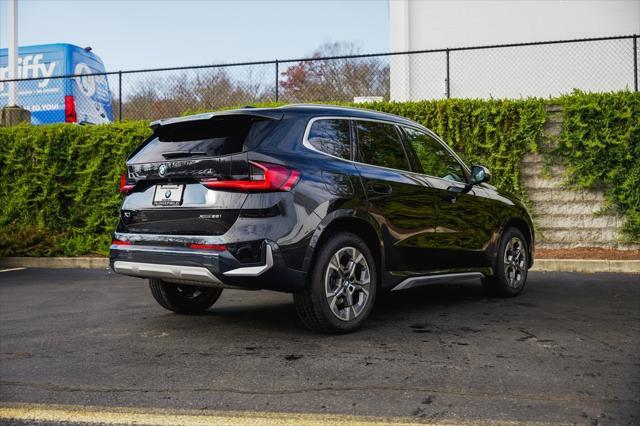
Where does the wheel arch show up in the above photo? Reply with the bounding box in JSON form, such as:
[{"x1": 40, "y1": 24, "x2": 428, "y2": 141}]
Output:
[{"x1": 301, "y1": 211, "x2": 384, "y2": 286}]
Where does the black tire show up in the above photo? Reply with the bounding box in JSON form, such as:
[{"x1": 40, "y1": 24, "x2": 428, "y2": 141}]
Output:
[
  {"x1": 294, "y1": 232, "x2": 377, "y2": 334},
  {"x1": 483, "y1": 227, "x2": 529, "y2": 297},
  {"x1": 149, "y1": 279, "x2": 222, "y2": 314}
]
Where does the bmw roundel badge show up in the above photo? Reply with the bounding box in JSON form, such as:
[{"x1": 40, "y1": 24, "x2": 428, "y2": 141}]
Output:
[
  {"x1": 165, "y1": 190, "x2": 172, "y2": 199},
  {"x1": 158, "y1": 164, "x2": 167, "y2": 177}
]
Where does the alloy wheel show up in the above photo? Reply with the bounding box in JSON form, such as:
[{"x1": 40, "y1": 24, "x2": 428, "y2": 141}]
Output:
[
  {"x1": 324, "y1": 246, "x2": 371, "y2": 321},
  {"x1": 176, "y1": 285, "x2": 203, "y2": 300},
  {"x1": 503, "y1": 237, "x2": 526, "y2": 289}
]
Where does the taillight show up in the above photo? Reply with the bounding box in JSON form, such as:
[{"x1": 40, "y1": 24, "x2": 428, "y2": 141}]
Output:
[
  {"x1": 119, "y1": 173, "x2": 135, "y2": 194},
  {"x1": 189, "y1": 243, "x2": 227, "y2": 251},
  {"x1": 111, "y1": 239, "x2": 132, "y2": 246},
  {"x1": 200, "y1": 161, "x2": 300, "y2": 192},
  {"x1": 64, "y1": 95, "x2": 77, "y2": 123}
]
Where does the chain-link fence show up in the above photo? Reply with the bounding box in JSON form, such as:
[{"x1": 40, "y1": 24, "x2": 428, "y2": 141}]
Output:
[{"x1": 1, "y1": 35, "x2": 637, "y2": 124}]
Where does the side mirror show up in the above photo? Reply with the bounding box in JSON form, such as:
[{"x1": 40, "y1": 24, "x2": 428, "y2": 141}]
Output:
[{"x1": 470, "y1": 165, "x2": 491, "y2": 185}]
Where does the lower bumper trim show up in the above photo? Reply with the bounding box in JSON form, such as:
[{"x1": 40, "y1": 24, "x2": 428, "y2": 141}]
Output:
[
  {"x1": 391, "y1": 272, "x2": 486, "y2": 292},
  {"x1": 113, "y1": 261, "x2": 223, "y2": 287}
]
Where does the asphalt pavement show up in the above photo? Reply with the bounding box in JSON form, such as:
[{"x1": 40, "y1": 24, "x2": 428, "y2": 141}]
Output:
[{"x1": 0, "y1": 268, "x2": 639, "y2": 424}]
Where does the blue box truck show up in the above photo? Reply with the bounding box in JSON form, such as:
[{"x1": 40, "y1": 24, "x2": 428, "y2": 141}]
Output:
[{"x1": 0, "y1": 43, "x2": 114, "y2": 124}]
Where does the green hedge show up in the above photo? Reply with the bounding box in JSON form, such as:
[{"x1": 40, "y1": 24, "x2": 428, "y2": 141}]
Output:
[
  {"x1": 0, "y1": 122, "x2": 152, "y2": 256},
  {"x1": 1, "y1": 92, "x2": 637, "y2": 257}
]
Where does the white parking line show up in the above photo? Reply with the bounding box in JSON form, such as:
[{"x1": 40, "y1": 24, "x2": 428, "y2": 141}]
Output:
[{"x1": 0, "y1": 267, "x2": 26, "y2": 273}]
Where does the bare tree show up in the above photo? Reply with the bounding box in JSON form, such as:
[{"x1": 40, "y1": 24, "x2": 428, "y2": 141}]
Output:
[
  {"x1": 279, "y1": 41, "x2": 390, "y2": 103},
  {"x1": 120, "y1": 67, "x2": 276, "y2": 119},
  {"x1": 117, "y1": 41, "x2": 391, "y2": 119}
]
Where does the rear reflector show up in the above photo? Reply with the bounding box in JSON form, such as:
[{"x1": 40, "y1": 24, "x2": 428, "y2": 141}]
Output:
[
  {"x1": 189, "y1": 243, "x2": 227, "y2": 251},
  {"x1": 111, "y1": 240, "x2": 224, "y2": 251},
  {"x1": 65, "y1": 95, "x2": 77, "y2": 123},
  {"x1": 120, "y1": 173, "x2": 135, "y2": 194},
  {"x1": 200, "y1": 161, "x2": 300, "y2": 192}
]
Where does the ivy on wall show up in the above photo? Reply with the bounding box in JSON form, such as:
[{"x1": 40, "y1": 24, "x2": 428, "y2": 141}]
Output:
[
  {"x1": 556, "y1": 90, "x2": 640, "y2": 242},
  {"x1": 0, "y1": 92, "x2": 637, "y2": 257}
]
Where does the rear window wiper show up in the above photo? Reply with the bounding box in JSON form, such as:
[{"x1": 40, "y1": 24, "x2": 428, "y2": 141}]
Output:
[{"x1": 161, "y1": 151, "x2": 208, "y2": 159}]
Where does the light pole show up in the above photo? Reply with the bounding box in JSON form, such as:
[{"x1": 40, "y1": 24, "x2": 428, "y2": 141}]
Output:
[
  {"x1": 8, "y1": 0, "x2": 19, "y2": 106},
  {"x1": 1, "y1": 0, "x2": 31, "y2": 126}
]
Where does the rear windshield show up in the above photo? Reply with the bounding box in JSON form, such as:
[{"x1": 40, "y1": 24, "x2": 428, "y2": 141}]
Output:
[{"x1": 129, "y1": 116, "x2": 271, "y2": 163}]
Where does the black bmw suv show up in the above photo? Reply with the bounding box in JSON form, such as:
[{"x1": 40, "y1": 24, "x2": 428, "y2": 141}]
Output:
[{"x1": 110, "y1": 105, "x2": 534, "y2": 333}]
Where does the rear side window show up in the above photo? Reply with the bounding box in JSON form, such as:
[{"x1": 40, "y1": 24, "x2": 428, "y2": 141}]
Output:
[
  {"x1": 129, "y1": 116, "x2": 268, "y2": 163},
  {"x1": 356, "y1": 120, "x2": 410, "y2": 171},
  {"x1": 307, "y1": 119, "x2": 351, "y2": 160}
]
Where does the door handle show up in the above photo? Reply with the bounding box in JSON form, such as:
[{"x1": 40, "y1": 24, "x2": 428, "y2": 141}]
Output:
[
  {"x1": 367, "y1": 183, "x2": 393, "y2": 196},
  {"x1": 442, "y1": 185, "x2": 464, "y2": 203},
  {"x1": 441, "y1": 192, "x2": 457, "y2": 203},
  {"x1": 442, "y1": 184, "x2": 472, "y2": 203}
]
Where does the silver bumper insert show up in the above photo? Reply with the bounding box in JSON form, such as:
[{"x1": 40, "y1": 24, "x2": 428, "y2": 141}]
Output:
[
  {"x1": 113, "y1": 261, "x2": 223, "y2": 287},
  {"x1": 224, "y1": 245, "x2": 274, "y2": 277},
  {"x1": 113, "y1": 244, "x2": 274, "y2": 284}
]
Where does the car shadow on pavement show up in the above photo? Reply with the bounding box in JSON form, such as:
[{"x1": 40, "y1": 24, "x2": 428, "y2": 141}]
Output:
[
  {"x1": 141, "y1": 280, "x2": 498, "y2": 336},
  {"x1": 376, "y1": 282, "x2": 489, "y2": 312},
  {"x1": 143, "y1": 299, "x2": 309, "y2": 335}
]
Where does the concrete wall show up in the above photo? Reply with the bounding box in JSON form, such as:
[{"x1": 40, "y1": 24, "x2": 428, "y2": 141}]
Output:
[
  {"x1": 523, "y1": 107, "x2": 639, "y2": 251},
  {"x1": 389, "y1": 0, "x2": 640, "y2": 100}
]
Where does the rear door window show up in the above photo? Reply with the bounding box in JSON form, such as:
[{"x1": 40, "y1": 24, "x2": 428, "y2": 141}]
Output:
[
  {"x1": 356, "y1": 120, "x2": 410, "y2": 171},
  {"x1": 129, "y1": 116, "x2": 268, "y2": 163},
  {"x1": 306, "y1": 119, "x2": 351, "y2": 160}
]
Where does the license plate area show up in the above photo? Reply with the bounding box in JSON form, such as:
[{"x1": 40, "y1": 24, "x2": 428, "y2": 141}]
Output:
[{"x1": 153, "y1": 184, "x2": 184, "y2": 206}]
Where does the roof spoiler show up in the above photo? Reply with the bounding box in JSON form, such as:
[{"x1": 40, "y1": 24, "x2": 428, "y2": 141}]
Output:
[{"x1": 150, "y1": 110, "x2": 284, "y2": 130}]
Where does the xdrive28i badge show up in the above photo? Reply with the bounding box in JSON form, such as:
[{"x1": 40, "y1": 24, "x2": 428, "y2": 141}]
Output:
[{"x1": 158, "y1": 164, "x2": 167, "y2": 177}]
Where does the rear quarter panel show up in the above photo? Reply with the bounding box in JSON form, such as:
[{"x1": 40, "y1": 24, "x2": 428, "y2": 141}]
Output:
[{"x1": 250, "y1": 115, "x2": 370, "y2": 272}]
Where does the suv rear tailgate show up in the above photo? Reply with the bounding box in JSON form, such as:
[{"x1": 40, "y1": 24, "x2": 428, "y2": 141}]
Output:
[{"x1": 119, "y1": 114, "x2": 277, "y2": 236}]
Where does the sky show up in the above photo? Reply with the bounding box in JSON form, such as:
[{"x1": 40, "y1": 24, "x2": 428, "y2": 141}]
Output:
[{"x1": 0, "y1": 0, "x2": 389, "y2": 72}]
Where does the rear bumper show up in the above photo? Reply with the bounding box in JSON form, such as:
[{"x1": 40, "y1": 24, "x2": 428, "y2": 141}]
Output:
[{"x1": 109, "y1": 235, "x2": 305, "y2": 292}]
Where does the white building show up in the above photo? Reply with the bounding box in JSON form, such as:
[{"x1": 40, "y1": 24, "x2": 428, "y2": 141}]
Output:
[{"x1": 389, "y1": 0, "x2": 640, "y2": 100}]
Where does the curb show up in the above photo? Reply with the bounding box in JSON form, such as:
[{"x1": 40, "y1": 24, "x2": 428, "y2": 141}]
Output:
[
  {"x1": 0, "y1": 257, "x2": 109, "y2": 269},
  {"x1": 1, "y1": 257, "x2": 638, "y2": 273},
  {"x1": 531, "y1": 259, "x2": 640, "y2": 274}
]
